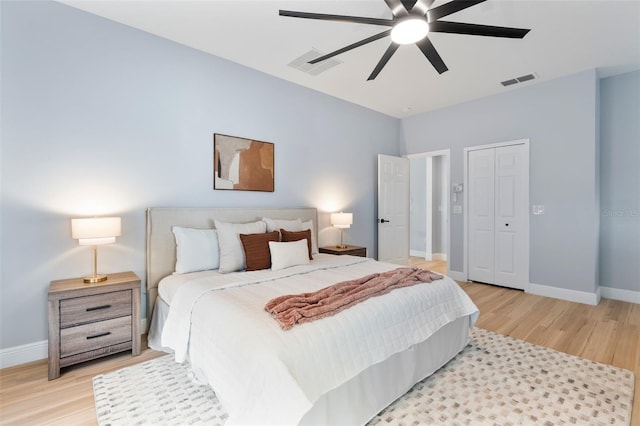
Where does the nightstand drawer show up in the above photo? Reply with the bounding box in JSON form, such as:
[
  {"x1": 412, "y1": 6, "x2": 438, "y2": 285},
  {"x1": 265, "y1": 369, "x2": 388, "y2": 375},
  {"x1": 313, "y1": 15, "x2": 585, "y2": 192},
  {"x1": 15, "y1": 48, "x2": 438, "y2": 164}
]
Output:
[
  {"x1": 60, "y1": 290, "x2": 131, "y2": 327},
  {"x1": 60, "y1": 315, "x2": 132, "y2": 358}
]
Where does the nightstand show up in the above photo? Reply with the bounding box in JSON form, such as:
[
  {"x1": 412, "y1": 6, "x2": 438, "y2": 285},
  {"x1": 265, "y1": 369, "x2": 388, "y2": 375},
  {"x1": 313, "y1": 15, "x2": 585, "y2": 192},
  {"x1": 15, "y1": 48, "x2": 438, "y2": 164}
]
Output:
[
  {"x1": 319, "y1": 245, "x2": 367, "y2": 257},
  {"x1": 48, "y1": 271, "x2": 141, "y2": 380}
]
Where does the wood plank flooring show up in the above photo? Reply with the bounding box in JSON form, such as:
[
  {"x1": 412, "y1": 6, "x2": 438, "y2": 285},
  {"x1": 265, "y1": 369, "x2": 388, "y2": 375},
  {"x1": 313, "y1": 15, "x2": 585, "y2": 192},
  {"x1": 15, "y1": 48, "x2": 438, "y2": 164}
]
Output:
[{"x1": 1, "y1": 263, "x2": 638, "y2": 425}]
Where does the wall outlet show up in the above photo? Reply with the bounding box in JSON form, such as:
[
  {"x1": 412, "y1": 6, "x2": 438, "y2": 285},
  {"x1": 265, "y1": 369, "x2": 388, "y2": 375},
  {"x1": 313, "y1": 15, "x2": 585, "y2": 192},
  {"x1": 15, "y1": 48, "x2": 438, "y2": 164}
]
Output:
[
  {"x1": 532, "y1": 205, "x2": 545, "y2": 215},
  {"x1": 453, "y1": 205, "x2": 463, "y2": 214}
]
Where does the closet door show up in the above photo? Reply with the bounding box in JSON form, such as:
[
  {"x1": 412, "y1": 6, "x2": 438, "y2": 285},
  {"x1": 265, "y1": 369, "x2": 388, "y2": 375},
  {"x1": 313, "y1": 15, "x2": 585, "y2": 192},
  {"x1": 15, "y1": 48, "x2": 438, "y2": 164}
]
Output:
[
  {"x1": 494, "y1": 144, "x2": 527, "y2": 288},
  {"x1": 468, "y1": 149, "x2": 495, "y2": 283},
  {"x1": 468, "y1": 144, "x2": 527, "y2": 290}
]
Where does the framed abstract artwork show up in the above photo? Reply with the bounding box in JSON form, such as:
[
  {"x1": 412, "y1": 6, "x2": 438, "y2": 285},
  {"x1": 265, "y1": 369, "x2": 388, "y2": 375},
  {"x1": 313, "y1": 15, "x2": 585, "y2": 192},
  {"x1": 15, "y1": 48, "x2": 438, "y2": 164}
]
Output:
[{"x1": 213, "y1": 133, "x2": 274, "y2": 192}]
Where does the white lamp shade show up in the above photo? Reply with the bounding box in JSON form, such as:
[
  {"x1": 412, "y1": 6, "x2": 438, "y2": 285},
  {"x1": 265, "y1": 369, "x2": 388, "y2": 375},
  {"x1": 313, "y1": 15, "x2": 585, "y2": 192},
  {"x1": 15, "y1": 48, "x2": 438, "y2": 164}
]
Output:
[
  {"x1": 331, "y1": 212, "x2": 353, "y2": 229},
  {"x1": 71, "y1": 217, "x2": 121, "y2": 246}
]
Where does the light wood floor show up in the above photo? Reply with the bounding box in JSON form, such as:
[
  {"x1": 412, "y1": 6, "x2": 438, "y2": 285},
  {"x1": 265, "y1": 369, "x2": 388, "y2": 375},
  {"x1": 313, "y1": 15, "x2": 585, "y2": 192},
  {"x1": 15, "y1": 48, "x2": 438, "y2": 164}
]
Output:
[{"x1": 1, "y1": 265, "x2": 638, "y2": 425}]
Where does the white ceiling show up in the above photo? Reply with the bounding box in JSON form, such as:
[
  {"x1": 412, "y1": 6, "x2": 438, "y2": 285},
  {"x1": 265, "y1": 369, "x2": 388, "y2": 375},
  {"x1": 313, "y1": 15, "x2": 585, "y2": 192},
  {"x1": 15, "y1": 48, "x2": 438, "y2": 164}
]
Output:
[{"x1": 59, "y1": 0, "x2": 640, "y2": 118}]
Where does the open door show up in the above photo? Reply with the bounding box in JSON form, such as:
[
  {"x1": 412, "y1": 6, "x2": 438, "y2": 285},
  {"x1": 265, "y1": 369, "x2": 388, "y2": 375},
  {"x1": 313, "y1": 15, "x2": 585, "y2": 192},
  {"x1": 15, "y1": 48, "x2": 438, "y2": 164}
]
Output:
[{"x1": 377, "y1": 154, "x2": 410, "y2": 265}]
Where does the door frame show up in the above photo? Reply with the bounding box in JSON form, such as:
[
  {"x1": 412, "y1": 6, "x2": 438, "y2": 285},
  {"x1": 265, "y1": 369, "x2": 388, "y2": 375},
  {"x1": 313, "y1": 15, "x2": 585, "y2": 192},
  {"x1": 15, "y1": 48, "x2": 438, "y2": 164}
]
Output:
[
  {"x1": 406, "y1": 149, "x2": 451, "y2": 276},
  {"x1": 463, "y1": 139, "x2": 530, "y2": 289}
]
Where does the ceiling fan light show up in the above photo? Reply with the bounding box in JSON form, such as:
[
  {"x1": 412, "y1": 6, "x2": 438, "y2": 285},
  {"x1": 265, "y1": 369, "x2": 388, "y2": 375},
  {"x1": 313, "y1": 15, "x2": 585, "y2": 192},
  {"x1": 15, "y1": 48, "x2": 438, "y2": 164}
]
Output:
[{"x1": 390, "y1": 18, "x2": 429, "y2": 44}]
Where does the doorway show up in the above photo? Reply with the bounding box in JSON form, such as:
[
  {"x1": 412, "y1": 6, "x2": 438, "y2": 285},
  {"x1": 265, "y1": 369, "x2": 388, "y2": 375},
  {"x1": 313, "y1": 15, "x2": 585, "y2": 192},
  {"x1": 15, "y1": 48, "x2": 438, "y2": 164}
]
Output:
[{"x1": 408, "y1": 150, "x2": 450, "y2": 275}]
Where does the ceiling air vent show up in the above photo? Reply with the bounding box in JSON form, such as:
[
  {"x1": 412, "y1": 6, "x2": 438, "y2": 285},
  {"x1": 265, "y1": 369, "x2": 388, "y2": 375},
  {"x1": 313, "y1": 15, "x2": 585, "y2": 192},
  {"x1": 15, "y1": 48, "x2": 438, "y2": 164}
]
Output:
[
  {"x1": 288, "y1": 48, "x2": 341, "y2": 76},
  {"x1": 501, "y1": 73, "x2": 537, "y2": 87}
]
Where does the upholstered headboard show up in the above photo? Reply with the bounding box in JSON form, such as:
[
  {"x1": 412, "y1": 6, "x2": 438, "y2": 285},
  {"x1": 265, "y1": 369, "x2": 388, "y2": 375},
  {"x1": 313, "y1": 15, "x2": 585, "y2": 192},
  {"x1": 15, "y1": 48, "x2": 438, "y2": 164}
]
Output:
[{"x1": 145, "y1": 207, "x2": 318, "y2": 327}]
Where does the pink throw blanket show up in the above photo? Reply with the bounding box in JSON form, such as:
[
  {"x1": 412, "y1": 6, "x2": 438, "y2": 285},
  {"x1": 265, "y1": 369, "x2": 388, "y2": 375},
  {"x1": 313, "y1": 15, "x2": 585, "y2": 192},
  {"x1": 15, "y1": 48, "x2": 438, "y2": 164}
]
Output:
[{"x1": 265, "y1": 268, "x2": 442, "y2": 330}]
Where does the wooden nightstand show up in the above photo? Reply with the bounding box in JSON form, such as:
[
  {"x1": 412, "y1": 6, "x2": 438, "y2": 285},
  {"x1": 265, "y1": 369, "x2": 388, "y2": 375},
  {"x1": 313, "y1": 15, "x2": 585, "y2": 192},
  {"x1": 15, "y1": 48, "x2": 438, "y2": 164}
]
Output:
[
  {"x1": 48, "y1": 271, "x2": 141, "y2": 380},
  {"x1": 319, "y1": 245, "x2": 367, "y2": 257}
]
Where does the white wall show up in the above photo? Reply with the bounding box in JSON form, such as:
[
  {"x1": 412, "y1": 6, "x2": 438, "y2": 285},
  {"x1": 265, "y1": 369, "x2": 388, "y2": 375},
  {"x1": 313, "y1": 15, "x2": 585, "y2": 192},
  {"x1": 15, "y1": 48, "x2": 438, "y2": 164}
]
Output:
[
  {"x1": 401, "y1": 70, "x2": 600, "y2": 297},
  {"x1": 0, "y1": 1, "x2": 399, "y2": 350},
  {"x1": 409, "y1": 158, "x2": 427, "y2": 254}
]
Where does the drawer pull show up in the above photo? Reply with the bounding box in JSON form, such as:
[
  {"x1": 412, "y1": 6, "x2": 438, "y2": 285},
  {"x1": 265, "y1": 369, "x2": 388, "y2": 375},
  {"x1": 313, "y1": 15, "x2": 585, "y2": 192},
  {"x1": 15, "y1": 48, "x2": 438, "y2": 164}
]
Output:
[
  {"x1": 86, "y1": 332, "x2": 111, "y2": 340},
  {"x1": 86, "y1": 304, "x2": 111, "y2": 312}
]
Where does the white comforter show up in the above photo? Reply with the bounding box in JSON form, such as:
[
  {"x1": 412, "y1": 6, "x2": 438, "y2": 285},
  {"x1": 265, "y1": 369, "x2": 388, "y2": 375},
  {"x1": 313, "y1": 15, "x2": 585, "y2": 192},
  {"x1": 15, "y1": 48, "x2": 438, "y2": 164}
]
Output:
[{"x1": 162, "y1": 255, "x2": 478, "y2": 425}]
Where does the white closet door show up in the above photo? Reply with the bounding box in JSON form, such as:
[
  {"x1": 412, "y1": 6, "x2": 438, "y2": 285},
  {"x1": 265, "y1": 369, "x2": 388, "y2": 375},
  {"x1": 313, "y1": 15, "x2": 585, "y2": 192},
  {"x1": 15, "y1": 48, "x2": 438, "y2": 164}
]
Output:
[
  {"x1": 468, "y1": 144, "x2": 528, "y2": 290},
  {"x1": 494, "y1": 144, "x2": 527, "y2": 289},
  {"x1": 468, "y1": 149, "x2": 495, "y2": 283}
]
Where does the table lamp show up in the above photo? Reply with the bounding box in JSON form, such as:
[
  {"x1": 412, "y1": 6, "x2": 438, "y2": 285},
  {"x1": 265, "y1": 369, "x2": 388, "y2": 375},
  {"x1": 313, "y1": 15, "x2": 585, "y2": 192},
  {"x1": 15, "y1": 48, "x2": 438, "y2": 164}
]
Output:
[
  {"x1": 330, "y1": 212, "x2": 353, "y2": 249},
  {"x1": 71, "y1": 217, "x2": 121, "y2": 283}
]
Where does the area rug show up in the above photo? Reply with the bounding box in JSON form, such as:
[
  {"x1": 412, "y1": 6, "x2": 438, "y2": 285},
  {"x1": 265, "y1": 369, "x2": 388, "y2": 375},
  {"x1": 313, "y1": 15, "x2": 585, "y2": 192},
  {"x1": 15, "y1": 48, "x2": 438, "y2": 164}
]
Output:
[{"x1": 93, "y1": 328, "x2": 634, "y2": 425}]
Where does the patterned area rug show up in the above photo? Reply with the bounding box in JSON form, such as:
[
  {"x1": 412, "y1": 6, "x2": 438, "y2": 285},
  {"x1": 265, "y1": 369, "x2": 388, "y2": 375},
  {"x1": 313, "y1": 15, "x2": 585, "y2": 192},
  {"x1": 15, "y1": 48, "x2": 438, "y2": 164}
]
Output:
[{"x1": 93, "y1": 328, "x2": 634, "y2": 425}]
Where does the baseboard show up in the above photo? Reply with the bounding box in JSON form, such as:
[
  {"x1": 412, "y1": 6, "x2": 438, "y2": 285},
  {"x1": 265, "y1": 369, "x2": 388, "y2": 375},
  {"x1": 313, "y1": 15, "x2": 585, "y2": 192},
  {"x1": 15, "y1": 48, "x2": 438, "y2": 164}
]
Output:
[
  {"x1": 600, "y1": 286, "x2": 640, "y2": 304},
  {"x1": 0, "y1": 340, "x2": 48, "y2": 369},
  {"x1": 527, "y1": 282, "x2": 601, "y2": 306},
  {"x1": 409, "y1": 251, "x2": 447, "y2": 262},
  {"x1": 0, "y1": 318, "x2": 149, "y2": 369},
  {"x1": 447, "y1": 271, "x2": 467, "y2": 281}
]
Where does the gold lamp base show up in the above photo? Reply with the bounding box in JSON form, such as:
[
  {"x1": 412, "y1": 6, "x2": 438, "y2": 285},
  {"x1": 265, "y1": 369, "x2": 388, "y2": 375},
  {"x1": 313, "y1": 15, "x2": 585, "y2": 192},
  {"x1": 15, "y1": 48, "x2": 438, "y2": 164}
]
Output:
[
  {"x1": 84, "y1": 274, "x2": 107, "y2": 284},
  {"x1": 336, "y1": 229, "x2": 348, "y2": 249}
]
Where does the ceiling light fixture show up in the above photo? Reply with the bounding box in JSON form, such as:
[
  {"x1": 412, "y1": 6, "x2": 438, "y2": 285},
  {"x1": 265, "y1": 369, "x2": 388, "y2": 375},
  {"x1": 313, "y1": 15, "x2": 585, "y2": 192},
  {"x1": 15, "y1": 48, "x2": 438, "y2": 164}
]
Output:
[{"x1": 390, "y1": 17, "x2": 429, "y2": 45}]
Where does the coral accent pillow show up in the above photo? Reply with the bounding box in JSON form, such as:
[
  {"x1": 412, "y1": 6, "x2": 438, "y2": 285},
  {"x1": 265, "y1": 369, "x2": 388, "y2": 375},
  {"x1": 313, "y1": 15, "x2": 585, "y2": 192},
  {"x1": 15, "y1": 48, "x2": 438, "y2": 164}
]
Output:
[
  {"x1": 240, "y1": 231, "x2": 280, "y2": 271},
  {"x1": 280, "y1": 229, "x2": 313, "y2": 260}
]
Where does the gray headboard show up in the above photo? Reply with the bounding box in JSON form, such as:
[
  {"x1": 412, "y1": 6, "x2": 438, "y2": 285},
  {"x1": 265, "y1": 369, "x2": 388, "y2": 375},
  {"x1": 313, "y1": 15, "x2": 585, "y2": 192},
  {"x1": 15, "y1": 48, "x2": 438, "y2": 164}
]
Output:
[{"x1": 145, "y1": 207, "x2": 318, "y2": 327}]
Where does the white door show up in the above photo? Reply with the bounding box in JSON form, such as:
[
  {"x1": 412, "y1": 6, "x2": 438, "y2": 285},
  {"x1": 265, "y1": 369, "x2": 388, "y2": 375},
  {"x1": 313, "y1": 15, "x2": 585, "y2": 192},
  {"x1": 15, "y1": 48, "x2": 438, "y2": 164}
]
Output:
[
  {"x1": 378, "y1": 154, "x2": 410, "y2": 265},
  {"x1": 468, "y1": 149, "x2": 496, "y2": 283},
  {"x1": 468, "y1": 144, "x2": 528, "y2": 289}
]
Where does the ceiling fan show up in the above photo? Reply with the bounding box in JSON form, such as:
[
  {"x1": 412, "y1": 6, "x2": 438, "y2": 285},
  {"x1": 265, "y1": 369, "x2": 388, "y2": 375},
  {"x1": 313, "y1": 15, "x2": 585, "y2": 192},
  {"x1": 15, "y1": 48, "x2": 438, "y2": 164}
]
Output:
[{"x1": 279, "y1": 0, "x2": 531, "y2": 80}]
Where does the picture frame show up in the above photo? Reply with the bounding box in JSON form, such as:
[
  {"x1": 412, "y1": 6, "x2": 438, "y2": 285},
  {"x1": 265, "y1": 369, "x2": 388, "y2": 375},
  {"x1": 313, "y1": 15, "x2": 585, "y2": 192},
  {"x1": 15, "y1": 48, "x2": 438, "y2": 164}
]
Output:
[{"x1": 213, "y1": 133, "x2": 274, "y2": 192}]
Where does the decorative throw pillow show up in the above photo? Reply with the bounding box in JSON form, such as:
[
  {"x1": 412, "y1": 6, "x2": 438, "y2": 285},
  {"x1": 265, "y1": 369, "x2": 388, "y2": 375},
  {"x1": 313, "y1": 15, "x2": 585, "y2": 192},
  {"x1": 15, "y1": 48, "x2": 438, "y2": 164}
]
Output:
[
  {"x1": 240, "y1": 231, "x2": 280, "y2": 271},
  {"x1": 280, "y1": 229, "x2": 313, "y2": 260},
  {"x1": 262, "y1": 217, "x2": 303, "y2": 233},
  {"x1": 172, "y1": 227, "x2": 220, "y2": 274},
  {"x1": 301, "y1": 220, "x2": 318, "y2": 254},
  {"x1": 269, "y1": 239, "x2": 311, "y2": 271},
  {"x1": 215, "y1": 220, "x2": 267, "y2": 273}
]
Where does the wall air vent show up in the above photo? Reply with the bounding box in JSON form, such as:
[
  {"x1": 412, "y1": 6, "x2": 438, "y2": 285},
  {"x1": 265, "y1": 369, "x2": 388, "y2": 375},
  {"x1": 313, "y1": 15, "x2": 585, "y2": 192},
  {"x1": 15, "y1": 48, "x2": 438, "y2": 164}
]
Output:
[
  {"x1": 501, "y1": 73, "x2": 538, "y2": 87},
  {"x1": 287, "y1": 48, "x2": 341, "y2": 76}
]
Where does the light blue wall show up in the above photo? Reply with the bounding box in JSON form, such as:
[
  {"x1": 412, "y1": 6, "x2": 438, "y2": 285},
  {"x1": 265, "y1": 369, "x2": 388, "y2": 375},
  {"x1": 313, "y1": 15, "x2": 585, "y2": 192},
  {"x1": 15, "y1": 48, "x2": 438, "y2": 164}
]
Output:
[
  {"x1": 599, "y1": 71, "x2": 640, "y2": 292},
  {"x1": 0, "y1": 1, "x2": 399, "y2": 349},
  {"x1": 401, "y1": 70, "x2": 600, "y2": 295}
]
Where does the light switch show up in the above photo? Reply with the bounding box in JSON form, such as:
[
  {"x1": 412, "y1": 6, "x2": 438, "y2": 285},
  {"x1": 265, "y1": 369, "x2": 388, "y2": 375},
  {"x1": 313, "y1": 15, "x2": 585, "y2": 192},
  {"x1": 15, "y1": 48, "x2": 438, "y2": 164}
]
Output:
[
  {"x1": 453, "y1": 205, "x2": 463, "y2": 214},
  {"x1": 532, "y1": 205, "x2": 545, "y2": 215}
]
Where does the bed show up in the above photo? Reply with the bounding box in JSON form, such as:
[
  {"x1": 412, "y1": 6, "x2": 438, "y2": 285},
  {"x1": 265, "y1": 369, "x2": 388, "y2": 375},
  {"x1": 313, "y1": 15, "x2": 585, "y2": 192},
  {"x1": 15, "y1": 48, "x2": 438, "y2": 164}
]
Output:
[{"x1": 146, "y1": 207, "x2": 479, "y2": 425}]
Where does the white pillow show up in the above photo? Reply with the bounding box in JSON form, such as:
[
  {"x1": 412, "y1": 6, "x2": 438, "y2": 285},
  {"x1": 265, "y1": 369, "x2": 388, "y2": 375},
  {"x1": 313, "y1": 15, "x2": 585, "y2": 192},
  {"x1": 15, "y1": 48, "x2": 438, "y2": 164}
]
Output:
[
  {"x1": 215, "y1": 220, "x2": 267, "y2": 273},
  {"x1": 262, "y1": 217, "x2": 303, "y2": 233},
  {"x1": 172, "y1": 227, "x2": 220, "y2": 274},
  {"x1": 269, "y1": 239, "x2": 311, "y2": 271},
  {"x1": 301, "y1": 220, "x2": 318, "y2": 254}
]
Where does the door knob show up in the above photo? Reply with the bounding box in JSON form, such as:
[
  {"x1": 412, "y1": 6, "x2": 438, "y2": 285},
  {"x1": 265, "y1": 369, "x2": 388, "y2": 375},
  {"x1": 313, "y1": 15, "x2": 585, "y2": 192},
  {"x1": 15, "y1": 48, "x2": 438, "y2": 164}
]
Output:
[{"x1": 379, "y1": 219, "x2": 390, "y2": 223}]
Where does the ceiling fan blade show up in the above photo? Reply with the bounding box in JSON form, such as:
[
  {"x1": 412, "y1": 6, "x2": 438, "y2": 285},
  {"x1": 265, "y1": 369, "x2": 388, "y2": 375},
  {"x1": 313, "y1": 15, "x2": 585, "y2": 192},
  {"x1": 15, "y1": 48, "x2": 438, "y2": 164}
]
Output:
[
  {"x1": 309, "y1": 30, "x2": 392, "y2": 64},
  {"x1": 411, "y1": 0, "x2": 435, "y2": 16},
  {"x1": 416, "y1": 36, "x2": 448, "y2": 74},
  {"x1": 279, "y1": 10, "x2": 394, "y2": 27},
  {"x1": 430, "y1": 21, "x2": 530, "y2": 38},
  {"x1": 428, "y1": 0, "x2": 486, "y2": 21},
  {"x1": 385, "y1": 0, "x2": 409, "y2": 17},
  {"x1": 367, "y1": 43, "x2": 400, "y2": 81}
]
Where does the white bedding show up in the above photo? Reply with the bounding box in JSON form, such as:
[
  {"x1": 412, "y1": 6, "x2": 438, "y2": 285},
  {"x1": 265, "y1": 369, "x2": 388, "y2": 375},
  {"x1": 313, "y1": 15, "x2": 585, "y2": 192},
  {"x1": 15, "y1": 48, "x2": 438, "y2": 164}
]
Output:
[{"x1": 161, "y1": 255, "x2": 479, "y2": 425}]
